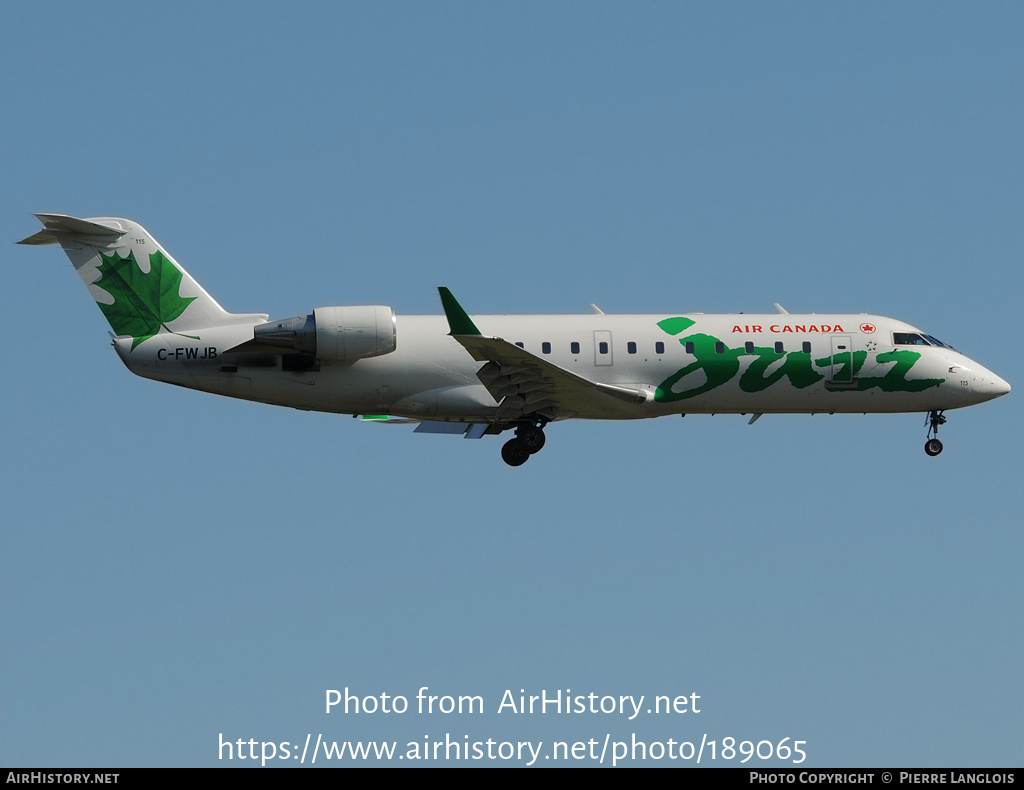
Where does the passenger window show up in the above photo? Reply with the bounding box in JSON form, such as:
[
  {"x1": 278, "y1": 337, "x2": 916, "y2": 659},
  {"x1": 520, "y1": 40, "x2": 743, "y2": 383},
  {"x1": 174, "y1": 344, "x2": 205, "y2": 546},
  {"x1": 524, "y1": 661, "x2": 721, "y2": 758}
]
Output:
[
  {"x1": 685, "y1": 341, "x2": 694, "y2": 354},
  {"x1": 775, "y1": 342, "x2": 784, "y2": 353},
  {"x1": 542, "y1": 342, "x2": 551, "y2": 354},
  {"x1": 571, "y1": 342, "x2": 580, "y2": 355},
  {"x1": 598, "y1": 342, "x2": 609, "y2": 354},
  {"x1": 715, "y1": 342, "x2": 725, "y2": 354},
  {"x1": 802, "y1": 341, "x2": 811, "y2": 353},
  {"x1": 655, "y1": 341, "x2": 665, "y2": 354},
  {"x1": 744, "y1": 341, "x2": 754, "y2": 353},
  {"x1": 627, "y1": 341, "x2": 637, "y2": 354}
]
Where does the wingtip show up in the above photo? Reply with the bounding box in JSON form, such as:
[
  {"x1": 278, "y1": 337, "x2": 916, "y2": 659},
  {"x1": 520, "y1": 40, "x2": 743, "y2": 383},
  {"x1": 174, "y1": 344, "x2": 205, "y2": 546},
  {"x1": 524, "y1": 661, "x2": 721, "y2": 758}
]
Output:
[{"x1": 438, "y1": 286, "x2": 482, "y2": 336}]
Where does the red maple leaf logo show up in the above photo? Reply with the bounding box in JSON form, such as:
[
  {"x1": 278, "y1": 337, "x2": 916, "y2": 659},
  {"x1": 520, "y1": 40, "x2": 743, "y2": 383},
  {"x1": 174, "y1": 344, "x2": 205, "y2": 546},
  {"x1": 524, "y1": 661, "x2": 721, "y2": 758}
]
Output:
[{"x1": 860, "y1": 322, "x2": 876, "y2": 334}]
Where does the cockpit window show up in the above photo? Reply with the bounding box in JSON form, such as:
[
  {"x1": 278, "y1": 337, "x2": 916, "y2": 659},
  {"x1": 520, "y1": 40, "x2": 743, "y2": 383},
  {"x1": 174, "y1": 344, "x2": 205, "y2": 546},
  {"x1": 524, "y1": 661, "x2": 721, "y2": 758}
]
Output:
[
  {"x1": 893, "y1": 332, "x2": 931, "y2": 346},
  {"x1": 924, "y1": 334, "x2": 959, "y2": 352},
  {"x1": 892, "y1": 331, "x2": 960, "y2": 352}
]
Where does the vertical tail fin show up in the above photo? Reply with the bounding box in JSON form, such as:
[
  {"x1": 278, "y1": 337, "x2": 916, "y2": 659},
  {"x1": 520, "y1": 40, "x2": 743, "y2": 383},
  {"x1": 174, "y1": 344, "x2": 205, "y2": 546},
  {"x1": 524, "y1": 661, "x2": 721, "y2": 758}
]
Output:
[{"x1": 20, "y1": 214, "x2": 266, "y2": 347}]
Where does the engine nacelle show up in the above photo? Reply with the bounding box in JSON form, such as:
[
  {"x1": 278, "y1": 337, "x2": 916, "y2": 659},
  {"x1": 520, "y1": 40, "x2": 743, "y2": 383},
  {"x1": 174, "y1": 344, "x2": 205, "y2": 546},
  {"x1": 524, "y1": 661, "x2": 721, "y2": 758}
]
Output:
[{"x1": 254, "y1": 305, "x2": 396, "y2": 360}]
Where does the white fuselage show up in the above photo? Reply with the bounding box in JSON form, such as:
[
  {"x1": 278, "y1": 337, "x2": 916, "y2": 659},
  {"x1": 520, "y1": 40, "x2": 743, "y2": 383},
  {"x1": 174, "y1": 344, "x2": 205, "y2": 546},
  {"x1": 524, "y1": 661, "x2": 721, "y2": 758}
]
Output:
[
  {"x1": 23, "y1": 213, "x2": 1008, "y2": 462},
  {"x1": 114, "y1": 312, "x2": 1009, "y2": 423}
]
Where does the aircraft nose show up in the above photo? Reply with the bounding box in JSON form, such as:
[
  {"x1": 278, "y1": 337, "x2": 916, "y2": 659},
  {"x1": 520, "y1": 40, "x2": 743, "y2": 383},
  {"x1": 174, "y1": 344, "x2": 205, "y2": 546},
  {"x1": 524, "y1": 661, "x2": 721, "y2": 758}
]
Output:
[{"x1": 973, "y1": 370, "x2": 1011, "y2": 400}]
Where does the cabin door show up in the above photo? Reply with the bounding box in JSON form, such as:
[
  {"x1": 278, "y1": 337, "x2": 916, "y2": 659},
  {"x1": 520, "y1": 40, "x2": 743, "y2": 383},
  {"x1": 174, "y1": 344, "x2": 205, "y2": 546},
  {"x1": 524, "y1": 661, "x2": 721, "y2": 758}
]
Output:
[{"x1": 829, "y1": 335, "x2": 854, "y2": 385}]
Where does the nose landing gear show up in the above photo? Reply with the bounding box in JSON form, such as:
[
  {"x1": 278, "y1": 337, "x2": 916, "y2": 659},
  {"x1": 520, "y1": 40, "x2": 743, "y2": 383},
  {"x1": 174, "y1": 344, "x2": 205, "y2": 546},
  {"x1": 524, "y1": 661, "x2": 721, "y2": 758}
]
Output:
[
  {"x1": 500, "y1": 420, "x2": 548, "y2": 466},
  {"x1": 924, "y1": 410, "x2": 946, "y2": 456}
]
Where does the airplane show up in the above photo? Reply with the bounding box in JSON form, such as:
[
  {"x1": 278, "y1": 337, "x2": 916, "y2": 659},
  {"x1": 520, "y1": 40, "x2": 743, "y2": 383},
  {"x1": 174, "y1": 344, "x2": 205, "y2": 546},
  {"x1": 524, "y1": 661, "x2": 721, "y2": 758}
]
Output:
[{"x1": 20, "y1": 213, "x2": 1010, "y2": 466}]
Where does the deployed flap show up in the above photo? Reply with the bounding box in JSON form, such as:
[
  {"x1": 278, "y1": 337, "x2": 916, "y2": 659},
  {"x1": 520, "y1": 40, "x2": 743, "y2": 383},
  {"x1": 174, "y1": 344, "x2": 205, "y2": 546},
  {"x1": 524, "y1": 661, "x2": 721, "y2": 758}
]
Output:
[
  {"x1": 457, "y1": 335, "x2": 649, "y2": 420},
  {"x1": 359, "y1": 416, "x2": 488, "y2": 438},
  {"x1": 439, "y1": 287, "x2": 650, "y2": 422},
  {"x1": 413, "y1": 421, "x2": 489, "y2": 439}
]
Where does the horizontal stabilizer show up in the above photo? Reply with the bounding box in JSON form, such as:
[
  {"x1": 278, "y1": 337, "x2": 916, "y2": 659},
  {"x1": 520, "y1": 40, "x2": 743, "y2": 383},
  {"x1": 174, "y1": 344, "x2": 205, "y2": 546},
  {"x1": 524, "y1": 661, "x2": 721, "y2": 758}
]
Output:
[{"x1": 18, "y1": 214, "x2": 127, "y2": 245}]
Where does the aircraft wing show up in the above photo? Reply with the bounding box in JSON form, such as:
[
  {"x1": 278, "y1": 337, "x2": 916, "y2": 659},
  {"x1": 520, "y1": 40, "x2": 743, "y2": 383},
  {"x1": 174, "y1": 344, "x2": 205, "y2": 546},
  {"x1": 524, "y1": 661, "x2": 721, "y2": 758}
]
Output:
[{"x1": 439, "y1": 288, "x2": 650, "y2": 422}]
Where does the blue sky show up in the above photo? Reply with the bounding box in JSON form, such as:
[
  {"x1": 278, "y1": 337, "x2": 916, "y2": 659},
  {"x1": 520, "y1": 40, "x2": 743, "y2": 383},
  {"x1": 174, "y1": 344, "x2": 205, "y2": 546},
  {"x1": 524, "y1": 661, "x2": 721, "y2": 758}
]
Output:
[{"x1": 2, "y1": 1, "x2": 1021, "y2": 767}]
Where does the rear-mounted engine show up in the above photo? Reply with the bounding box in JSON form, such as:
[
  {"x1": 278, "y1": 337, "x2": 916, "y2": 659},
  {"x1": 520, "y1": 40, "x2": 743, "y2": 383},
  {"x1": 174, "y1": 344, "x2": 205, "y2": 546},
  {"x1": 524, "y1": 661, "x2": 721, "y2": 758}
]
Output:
[{"x1": 254, "y1": 305, "x2": 396, "y2": 360}]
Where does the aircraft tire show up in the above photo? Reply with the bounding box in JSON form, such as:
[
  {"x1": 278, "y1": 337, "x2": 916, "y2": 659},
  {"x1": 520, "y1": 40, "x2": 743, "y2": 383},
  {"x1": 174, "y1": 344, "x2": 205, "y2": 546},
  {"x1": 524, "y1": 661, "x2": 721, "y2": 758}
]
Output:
[
  {"x1": 502, "y1": 438, "x2": 530, "y2": 466},
  {"x1": 924, "y1": 439, "x2": 943, "y2": 456},
  {"x1": 518, "y1": 426, "x2": 546, "y2": 454}
]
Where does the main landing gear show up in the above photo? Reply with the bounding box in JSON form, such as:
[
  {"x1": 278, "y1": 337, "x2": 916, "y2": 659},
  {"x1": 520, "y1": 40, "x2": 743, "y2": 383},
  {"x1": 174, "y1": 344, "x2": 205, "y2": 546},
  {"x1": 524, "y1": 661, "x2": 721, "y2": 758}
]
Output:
[
  {"x1": 500, "y1": 420, "x2": 548, "y2": 467},
  {"x1": 924, "y1": 409, "x2": 946, "y2": 456}
]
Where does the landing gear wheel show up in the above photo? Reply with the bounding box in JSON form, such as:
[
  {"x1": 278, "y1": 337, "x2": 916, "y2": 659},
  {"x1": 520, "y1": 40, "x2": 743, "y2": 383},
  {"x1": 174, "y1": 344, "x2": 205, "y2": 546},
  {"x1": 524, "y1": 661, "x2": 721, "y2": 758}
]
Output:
[
  {"x1": 501, "y1": 438, "x2": 530, "y2": 466},
  {"x1": 517, "y1": 425, "x2": 546, "y2": 454},
  {"x1": 924, "y1": 410, "x2": 947, "y2": 457}
]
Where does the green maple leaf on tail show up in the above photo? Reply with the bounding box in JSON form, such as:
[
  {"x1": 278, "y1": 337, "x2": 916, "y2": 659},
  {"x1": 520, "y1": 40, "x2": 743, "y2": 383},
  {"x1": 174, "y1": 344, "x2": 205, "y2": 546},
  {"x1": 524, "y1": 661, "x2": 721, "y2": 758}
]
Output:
[{"x1": 93, "y1": 250, "x2": 196, "y2": 349}]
